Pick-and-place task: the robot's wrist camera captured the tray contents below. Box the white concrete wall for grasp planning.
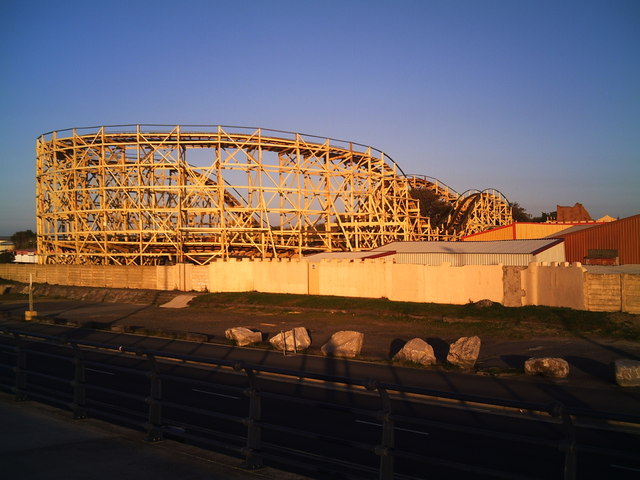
[0,260,636,312]
[521,262,586,310]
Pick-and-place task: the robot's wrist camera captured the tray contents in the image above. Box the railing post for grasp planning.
[549,402,577,480]
[366,379,395,480]
[12,333,28,401]
[70,344,86,419]
[235,361,263,470]
[145,353,163,442]
[555,403,577,480]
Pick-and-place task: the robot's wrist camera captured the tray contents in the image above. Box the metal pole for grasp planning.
[71,344,86,419]
[13,333,27,401]
[366,379,395,480]
[293,328,297,354]
[557,404,577,480]
[235,362,263,470]
[145,353,163,441]
[25,274,38,320]
[28,274,34,312]
[282,330,286,357]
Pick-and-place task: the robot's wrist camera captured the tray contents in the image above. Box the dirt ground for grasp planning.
[141,302,640,376]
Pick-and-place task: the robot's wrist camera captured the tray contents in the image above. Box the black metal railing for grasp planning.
[0,326,638,480]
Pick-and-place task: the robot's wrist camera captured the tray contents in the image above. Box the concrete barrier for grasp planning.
[1,261,637,312]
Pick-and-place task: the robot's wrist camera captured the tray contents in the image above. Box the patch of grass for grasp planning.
[192,292,468,316]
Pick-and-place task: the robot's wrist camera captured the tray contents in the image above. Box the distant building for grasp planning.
[461,214,639,265]
[307,239,565,267]
[555,202,592,222]
[0,238,14,252]
[461,222,604,241]
[13,249,37,264]
[552,214,640,265]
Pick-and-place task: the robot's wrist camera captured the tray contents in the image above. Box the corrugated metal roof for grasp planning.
[371,239,563,255]
[461,224,514,241]
[545,224,598,237]
[394,252,535,266]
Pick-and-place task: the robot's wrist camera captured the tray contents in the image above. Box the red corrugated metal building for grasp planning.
[553,214,640,265]
[461,222,605,241]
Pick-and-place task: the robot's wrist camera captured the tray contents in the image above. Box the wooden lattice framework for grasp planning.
[36,125,437,265]
[446,188,512,236]
[406,175,512,239]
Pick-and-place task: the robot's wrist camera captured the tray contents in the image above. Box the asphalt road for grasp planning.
[1,323,639,479]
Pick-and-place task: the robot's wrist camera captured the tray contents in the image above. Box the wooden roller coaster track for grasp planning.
[406,175,512,239]
[36,125,511,265]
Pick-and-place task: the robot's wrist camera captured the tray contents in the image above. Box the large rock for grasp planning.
[393,338,436,366]
[321,331,364,358]
[472,299,496,308]
[614,359,640,387]
[447,336,481,369]
[225,327,262,347]
[524,357,570,379]
[269,327,311,352]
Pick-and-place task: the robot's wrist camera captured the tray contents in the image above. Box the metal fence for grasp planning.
[1,326,638,480]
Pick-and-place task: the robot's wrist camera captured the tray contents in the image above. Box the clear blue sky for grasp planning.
[1,0,638,235]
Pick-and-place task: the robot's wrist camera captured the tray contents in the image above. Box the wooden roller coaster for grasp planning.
[36,125,512,265]
[406,175,512,238]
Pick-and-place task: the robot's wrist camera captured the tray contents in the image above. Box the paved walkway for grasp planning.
[1,298,640,479]
[160,293,200,308]
[3,289,639,478]
[0,393,308,480]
